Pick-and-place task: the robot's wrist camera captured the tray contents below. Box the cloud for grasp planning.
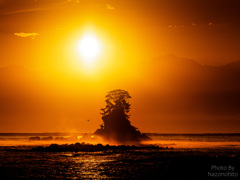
[168,25,184,28]
[208,22,213,26]
[106,4,115,10]
[14,32,40,39]
[191,23,196,26]
[1,0,68,15]
[4,7,50,15]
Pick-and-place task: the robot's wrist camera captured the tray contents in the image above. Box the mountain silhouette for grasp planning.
[221,59,240,70]
[138,55,240,119]
[145,54,240,91]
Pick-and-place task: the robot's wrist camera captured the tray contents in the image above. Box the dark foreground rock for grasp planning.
[31,142,166,152]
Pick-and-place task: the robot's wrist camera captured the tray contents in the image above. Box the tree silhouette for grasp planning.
[95,89,150,144]
[100,89,131,118]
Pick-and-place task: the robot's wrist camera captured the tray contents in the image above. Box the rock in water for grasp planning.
[94,89,151,144]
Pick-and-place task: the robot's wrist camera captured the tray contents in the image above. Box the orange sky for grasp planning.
[1,0,240,133]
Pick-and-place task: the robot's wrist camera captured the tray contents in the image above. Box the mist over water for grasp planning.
[144,134,240,149]
[1,133,240,149]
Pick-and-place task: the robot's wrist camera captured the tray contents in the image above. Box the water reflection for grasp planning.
[59,152,117,179]
[0,149,240,179]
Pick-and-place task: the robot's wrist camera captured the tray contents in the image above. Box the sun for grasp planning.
[77,33,101,65]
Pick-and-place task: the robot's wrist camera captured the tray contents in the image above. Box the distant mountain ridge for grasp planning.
[1,55,240,74]
[221,59,240,70]
[152,54,240,69]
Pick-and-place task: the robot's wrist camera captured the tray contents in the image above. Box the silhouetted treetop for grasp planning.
[100,89,131,118]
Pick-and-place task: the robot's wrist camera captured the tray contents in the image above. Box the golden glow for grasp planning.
[3,0,240,135]
[63,26,117,77]
[77,33,101,66]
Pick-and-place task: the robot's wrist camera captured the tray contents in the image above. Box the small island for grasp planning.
[94,89,150,144]
[30,89,153,152]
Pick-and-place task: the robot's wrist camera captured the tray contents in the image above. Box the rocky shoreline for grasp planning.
[31,142,170,152]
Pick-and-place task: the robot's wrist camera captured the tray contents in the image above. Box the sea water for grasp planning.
[0,133,239,179]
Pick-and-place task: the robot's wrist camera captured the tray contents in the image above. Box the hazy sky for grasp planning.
[1,0,240,133]
[1,0,240,65]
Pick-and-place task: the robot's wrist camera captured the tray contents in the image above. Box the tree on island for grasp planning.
[94,89,150,143]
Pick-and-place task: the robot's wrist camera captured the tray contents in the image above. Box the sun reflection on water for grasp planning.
[62,152,116,179]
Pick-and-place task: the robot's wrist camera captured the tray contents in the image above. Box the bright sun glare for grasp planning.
[77,33,101,66]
